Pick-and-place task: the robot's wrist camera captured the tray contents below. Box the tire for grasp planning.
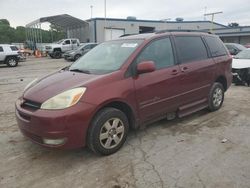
[53,51,62,59]
[49,54,54,58]
[208,82,224,112]
[74,54,81,61]
[87,107,129,155]
[6,57,18,67]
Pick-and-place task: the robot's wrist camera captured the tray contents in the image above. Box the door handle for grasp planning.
[181,66,188,72]
[171,69,179,75]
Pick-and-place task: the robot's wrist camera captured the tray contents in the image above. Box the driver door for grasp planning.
[0,46,4,61]
[133,37,182,122]
[62,40,71,51]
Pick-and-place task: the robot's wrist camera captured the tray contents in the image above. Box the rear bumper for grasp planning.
[15,99,96,149]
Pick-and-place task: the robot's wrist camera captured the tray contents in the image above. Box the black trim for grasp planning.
[94,20,97,43]
[22,100,41,110]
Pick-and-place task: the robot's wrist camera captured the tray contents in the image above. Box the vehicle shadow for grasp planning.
[24,108,211,160]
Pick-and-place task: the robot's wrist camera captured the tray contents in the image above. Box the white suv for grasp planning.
[0,44,20,67]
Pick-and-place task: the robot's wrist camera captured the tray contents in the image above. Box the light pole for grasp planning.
[90,5,93,19]
[203,6,207,21]
[104,0,107,27]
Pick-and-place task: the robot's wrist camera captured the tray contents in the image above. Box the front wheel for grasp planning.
[87,108,129,155]
[6,57,18,67]
[208,82,224,111]
[74,54,81,61]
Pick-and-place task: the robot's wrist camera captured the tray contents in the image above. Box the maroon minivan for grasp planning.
[16,32,232,155]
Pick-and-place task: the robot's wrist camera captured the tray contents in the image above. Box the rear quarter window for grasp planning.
[175,36,208,63]
[204,36,227,57]
[0,46,3,52]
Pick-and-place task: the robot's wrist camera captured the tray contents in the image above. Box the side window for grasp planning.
[0,46,3,52]
[71,39,77,44]
[91,44,97,48]
[136,38,175,69]
[84,45,91,50]
[175,36,208,63]
[10,46,18,51]
[64,40,71,45]
[204,36,227,57]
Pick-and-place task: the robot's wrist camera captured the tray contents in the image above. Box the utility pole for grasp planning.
[204,11,223,32]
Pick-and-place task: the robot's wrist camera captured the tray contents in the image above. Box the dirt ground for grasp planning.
[0,57,250,188]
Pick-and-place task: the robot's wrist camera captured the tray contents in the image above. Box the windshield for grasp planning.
[235,49,250,59]
[56,39,64,44]
[69,40,143,74]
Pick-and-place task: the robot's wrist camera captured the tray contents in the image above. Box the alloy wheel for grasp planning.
[99,118,125,149]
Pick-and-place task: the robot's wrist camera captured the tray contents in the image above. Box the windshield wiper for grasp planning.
[69,68,91,74]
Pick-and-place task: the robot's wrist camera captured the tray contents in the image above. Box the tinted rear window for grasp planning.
[0,46,3,52]
[10,46,18,51]
[204,36,227,57]
[175,36,208,63]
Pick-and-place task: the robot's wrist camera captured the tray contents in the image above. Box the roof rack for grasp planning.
[155,29,212,34]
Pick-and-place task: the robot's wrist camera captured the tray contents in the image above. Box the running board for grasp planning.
[178,98,208,118]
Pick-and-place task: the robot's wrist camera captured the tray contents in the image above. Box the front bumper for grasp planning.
[15,99,96,149]
[64,54,74,61]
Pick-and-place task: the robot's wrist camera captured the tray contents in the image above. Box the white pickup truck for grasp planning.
[45,38,80,59]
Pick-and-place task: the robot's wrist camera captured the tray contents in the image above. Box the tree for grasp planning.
[228,22,239,27]
[0,19,10,26]
[0,19,66,44]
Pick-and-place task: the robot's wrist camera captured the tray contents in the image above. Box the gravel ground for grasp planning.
[0,57,250,188]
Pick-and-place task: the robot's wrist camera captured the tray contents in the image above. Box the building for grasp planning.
[213,26,250,44]
[87,17,228,43]
[26,14,250,46]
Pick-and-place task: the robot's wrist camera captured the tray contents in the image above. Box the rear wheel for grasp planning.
[6,57,18,67]
[87,107,129,155]
[208,82,224,111]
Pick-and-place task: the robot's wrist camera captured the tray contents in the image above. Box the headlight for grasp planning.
[24,78,38,92]
[41,87,86,110]
[69,52,75,55]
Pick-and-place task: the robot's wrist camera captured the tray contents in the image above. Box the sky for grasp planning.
[0,0,250,28]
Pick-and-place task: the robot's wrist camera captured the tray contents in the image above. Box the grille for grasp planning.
[21,100,41,110]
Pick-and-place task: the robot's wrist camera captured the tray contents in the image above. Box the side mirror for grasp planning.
[137,61,156,74]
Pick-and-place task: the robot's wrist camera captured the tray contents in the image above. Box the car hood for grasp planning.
[232,58,250,69]
[23,70,103,103]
